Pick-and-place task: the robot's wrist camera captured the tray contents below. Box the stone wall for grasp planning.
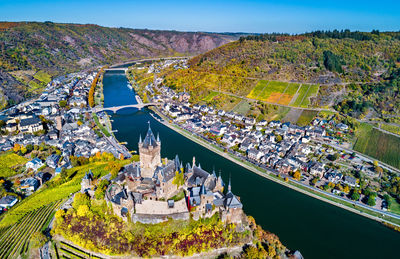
[132,212,190,224]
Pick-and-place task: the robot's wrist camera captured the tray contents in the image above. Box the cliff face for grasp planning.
[0,22,238,105]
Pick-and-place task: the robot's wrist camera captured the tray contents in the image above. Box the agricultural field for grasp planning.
[33,71,52,84]
[277,83,300,105]
[0,152,27,178]
[354,123,400,169]
[296,110,319,126]
[292,84,310,106]
[269,106,291,121]
[202,91,219,103]
[300,84,319,107]
[231,100,251,115]
[0,200,62,258]
[247,80,288,103]
[262,81,288,103]
[247,80,268,99]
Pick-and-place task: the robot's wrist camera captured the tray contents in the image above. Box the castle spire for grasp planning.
[157,132,160,142]
[139,134,142,144]
[228,174,231,192]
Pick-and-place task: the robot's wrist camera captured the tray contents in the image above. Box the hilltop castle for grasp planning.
[102,124,244,224]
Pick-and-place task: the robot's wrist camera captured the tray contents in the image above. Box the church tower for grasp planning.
[138,124,161,178]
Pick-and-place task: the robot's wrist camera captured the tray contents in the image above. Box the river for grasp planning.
[103,70,399,259]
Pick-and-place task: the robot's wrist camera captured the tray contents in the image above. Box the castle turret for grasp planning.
[139,123,161,178]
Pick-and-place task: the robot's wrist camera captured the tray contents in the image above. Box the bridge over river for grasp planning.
[94,102,162,113]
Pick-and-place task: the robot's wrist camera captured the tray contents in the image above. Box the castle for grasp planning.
[101,124,244,224]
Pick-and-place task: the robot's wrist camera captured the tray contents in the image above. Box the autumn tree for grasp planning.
[172,170,185,186]
[107,161,122,178]
[293,171,301,180]
[13,143,21,153]
[73,193,90,209]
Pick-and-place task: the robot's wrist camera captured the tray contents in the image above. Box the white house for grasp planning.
[26,158,44,171]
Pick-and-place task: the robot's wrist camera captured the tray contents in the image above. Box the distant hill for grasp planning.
[187,31,400,84]
[0,21,239,106]
[162,30,400,115]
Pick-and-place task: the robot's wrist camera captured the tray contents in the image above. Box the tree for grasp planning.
[77,204,91,217]
[367,195,376,206]
[343,185,350,193]
[0,120,5,128]
[311,178,318,185]
[59,100,67,108]
[373,160,379,167]
[375,166,383,175]
[30,231,47,248]
[293,171,301,181]
[13,143,21,153]
[351,191,360,201]
[172,171,185,186]
[94,179,110,200]
[275,135,282,142]
[73,193,90,209]
[107,161,122,178]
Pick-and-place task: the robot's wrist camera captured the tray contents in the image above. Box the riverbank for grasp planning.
[149,107,400,228]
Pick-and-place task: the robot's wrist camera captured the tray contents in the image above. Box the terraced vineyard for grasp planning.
[0,200,62,258]
[57,241,103,259]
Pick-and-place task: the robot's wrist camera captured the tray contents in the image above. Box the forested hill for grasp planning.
[0,22,238,105]
[188,30,400,84]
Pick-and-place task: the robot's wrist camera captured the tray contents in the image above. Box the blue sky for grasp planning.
[0,0,399,33]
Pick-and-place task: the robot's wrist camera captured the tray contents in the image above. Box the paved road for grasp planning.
[40,242,50,259]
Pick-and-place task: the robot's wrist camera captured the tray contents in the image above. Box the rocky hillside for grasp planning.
[0,22,238,105]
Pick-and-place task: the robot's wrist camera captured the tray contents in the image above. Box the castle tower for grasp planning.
[138,123,161,178]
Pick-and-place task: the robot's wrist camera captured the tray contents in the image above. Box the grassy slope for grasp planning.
[0,152,27,178]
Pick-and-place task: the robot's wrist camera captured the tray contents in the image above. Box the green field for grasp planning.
[296,110,319,126]
[354,123,400,169]
[33,71,52,84]
[0,152,28,178]
[247,80,268,99]
[292,84,310,106]
[202,91,219,102]
[300,84,319,107]
[231,100,251,115]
